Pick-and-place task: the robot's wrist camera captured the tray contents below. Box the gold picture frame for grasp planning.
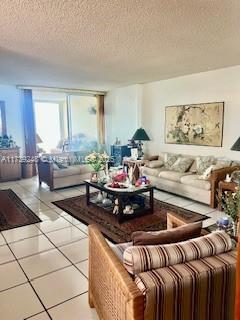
[165,102,224,147]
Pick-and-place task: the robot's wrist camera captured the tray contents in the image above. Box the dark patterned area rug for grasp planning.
[0,189,41,231]
[53,193,207,243]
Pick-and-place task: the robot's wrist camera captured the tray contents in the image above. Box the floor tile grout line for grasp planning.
[46,290,89,312]
[33,223,90,280]
[0,232,53,320]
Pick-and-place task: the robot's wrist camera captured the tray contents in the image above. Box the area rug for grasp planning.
[0,189,41,231]
[53,193,207,243]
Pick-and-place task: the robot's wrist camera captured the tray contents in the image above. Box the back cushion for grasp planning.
[171,157,193,173]
[123,231,232,275]
[132,221,202,246]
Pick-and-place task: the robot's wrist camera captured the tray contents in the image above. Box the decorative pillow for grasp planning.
[147,160,164,168]
[216,158,232,167]
[123,231,232,275]
[171,157,193,173]
[131,221,202,246]
[164,153,178,169]
[199,163,229,180]
[196,156,215,175]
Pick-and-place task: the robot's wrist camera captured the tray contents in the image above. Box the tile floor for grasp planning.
[0,177,222,319]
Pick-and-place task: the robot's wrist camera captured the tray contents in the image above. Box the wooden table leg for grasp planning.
[149,188,154,214]
[117,196,123,223]
[86,183,90,205]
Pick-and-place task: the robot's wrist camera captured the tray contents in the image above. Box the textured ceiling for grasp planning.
[0,0,240,90]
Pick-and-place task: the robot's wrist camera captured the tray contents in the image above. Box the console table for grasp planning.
[0,148,21,181]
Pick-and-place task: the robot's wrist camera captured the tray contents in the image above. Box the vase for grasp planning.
[90,171,99,183]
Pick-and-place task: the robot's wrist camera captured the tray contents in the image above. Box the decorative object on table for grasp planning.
[218,185,240,236]
[216,216,234,234]
[231,170,240,184]
[113,172,127,183]
[85,151,109,182]
[110,144,131,166]
[165,102,224,147]
[131,127,150,159]
[114,137,121,145]
[135,176,150,187]
[130,148,138,160]
[123,205,134,215]
[225,174,232,182]
[122,158,147,183]
[113,198,119,215]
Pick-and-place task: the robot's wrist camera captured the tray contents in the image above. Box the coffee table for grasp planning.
[85,180,154,223]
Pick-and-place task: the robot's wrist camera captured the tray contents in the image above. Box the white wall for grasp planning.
[141,65,240,160]
[0,85,25,152]
[105,65,240,161]
[105,84,142,149]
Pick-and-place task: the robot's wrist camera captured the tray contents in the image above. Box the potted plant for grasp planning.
[85,151,109,182]
[218,185,240,236]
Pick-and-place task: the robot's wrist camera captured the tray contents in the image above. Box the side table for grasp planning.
[122,158,146,183]
[218,181,238,210]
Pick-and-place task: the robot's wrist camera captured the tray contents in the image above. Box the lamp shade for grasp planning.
[132,128,150,141]
[231,137,240,151]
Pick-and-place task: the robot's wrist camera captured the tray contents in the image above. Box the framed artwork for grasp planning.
[165,102,224,147]
[0,101,7,136]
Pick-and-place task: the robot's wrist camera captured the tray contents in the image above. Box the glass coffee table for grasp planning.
[85,180,154,223]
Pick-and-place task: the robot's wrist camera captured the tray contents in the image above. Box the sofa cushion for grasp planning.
[142,166,165,177]
[73,164,93,174]
[146,160,164,168]
[123,231,232,275]
[159,170,191,182]
[111,242,132,262]
[171,157,194,173]
[131,221,202,246]
[53,165,81,178]
[180,174,211,190]
[196,156,215,174]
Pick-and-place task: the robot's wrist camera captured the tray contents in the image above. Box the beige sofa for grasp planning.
[141,152,239,208]
[38,152,93,190]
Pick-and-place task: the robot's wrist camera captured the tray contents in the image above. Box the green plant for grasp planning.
[218,185,240,222]
[85,151,109,172]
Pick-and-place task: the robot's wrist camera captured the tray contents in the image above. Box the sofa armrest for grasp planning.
[209,166,240,208]
[89,225,144,320]
[37,158,54,191]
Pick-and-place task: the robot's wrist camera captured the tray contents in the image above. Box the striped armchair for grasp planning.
[89,225,236,320]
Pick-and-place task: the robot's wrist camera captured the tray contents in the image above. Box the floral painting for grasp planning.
[165,102,224,147]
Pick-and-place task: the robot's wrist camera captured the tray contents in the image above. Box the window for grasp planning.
[33,91,98,154]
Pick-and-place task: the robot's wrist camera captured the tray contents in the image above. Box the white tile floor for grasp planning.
[0,177,222,319]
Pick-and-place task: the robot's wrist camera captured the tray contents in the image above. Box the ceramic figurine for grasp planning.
[113,198,119,214]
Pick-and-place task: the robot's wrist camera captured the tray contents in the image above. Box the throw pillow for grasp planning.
[147,160,164,168]
[52,163,60,170]
[131,221,202,246]
[164,153,178,169]
[189,160,197,173]
[124,231,232,275]
[171,157,193,173]
[196,156,215,175]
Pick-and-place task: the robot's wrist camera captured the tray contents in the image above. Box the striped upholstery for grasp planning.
[123,231,232,275]
[111,241,132,261]
[135,250,236,320]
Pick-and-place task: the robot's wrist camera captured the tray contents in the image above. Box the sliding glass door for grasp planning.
[33,91,98,154]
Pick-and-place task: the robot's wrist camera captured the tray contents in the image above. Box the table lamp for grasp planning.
[231,137,240,151]
[131,128,150,159]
